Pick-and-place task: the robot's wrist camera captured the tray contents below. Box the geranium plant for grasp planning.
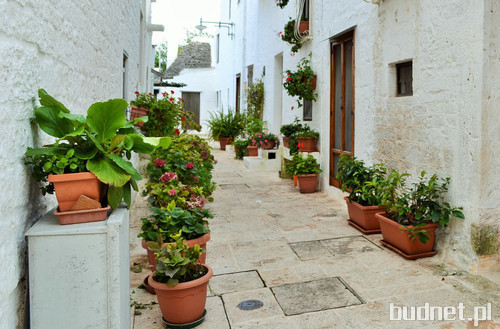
[281,19,303,53]
[284,54,318,107]
[249,133,279,149]
[130,91,156,109]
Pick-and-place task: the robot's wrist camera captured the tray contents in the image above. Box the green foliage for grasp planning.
[138,202,211,243]
[245,78,264,120]
[281,19,303,53]
[248,133,279,149]
[336,154,387,206]
[283,54,317,107]
[130,92,156,109]
[295,128,319,139]
[148,231,207,287]
[275,0,289,8]
[288,154,322,175]
[244,117,266,137]
[377,170,465,243]
[206,109,245,140]
[280,117,303,137]
[25,89,170,209]
[155,41,168,73]
[232,139,249,160]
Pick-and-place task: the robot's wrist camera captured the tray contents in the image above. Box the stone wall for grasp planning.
[0,1,150,327]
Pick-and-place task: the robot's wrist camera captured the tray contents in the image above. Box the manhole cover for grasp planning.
[237,299,263,310]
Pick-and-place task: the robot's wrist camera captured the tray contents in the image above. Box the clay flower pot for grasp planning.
[218,137,232,150]
[293,175,298,187]
[247,145,258,156]
[130,105,149,127]
[149,265,213,325]
[48,172,105,212]
[142,232,211,272]
[375,212,439,258]
[297,137,318,152]
[299,21,309,34]
[282,137,290,148]
[54,206,111,225]
[344,197,385,234]
[297,174,319,193]
[262,140,277,150]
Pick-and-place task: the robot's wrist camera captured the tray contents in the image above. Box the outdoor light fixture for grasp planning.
[196,18,235,39]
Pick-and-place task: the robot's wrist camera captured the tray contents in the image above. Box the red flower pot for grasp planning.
[247,145,258,156]
[262,140,277,150]
[299,21,309,34]
[297,137,318,152]
[297,174,319,193]
[282,137,290,148]
[293,175,298,187]
[219,137,232,150]
[149,265,213,325]
[344,197,385,234]
[375,212,438,257]
[130,105,149,127]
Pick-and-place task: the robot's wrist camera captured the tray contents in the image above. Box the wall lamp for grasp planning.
[196,18,235,39]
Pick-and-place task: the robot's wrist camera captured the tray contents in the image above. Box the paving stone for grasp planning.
[271,277,363,316]
[258,267,300,287]
[222,288,284,325]
[210,270,265,295]
[289,240,333,260]
[321,236,382,256]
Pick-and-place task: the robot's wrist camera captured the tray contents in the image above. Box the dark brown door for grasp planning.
[182,92,200,127]
[330,31,354,187]
[235,74,241,113]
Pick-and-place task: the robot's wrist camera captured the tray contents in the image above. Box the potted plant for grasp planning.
[130,91,156,126]
[250,133,279,150]
[280,19,309,53]
[285,154,301,186]
[138,202,212,271]
[284,55,317,108]
[290,154,322,193]
[206,110,245,150]
[280,117,303,148]
[295,127,319,152]
[147,232,213,326]
[374,170,465,259]
[25,89,170,224]
[336,154,387,234]
[275,0,289,8]
[232,139,249,159]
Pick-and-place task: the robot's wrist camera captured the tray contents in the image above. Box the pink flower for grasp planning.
[154,158,166,167]
[265,139,268,143]
[169,189,176,196]
[186,162,194,169]
[160,172,178,183]
[154,225,159,230]
[260,141,263,144]
[290,53,296,57]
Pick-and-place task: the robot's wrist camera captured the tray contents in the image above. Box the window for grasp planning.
[396,61,412,96]
[247,65,254,86]
[302,0,310,21]
[303,99,312,121]
[235,74,241,113]
[182,92,201,127]
[216,34,220,64]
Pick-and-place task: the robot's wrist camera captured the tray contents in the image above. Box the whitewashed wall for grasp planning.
[215,0,499,271]
[0,1,154,327]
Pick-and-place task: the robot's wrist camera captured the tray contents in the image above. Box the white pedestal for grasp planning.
[26,208,130,329]
[243,149,281,171]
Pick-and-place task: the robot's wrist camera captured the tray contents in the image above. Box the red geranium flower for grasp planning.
[181,116,186,121]
[169,97,175,102]
[174,129,180,135]
[286,77,292,81]
[181,98,185,102]
[171,90,175,94]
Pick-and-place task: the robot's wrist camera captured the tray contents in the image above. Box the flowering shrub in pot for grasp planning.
[336,154,387,233]
[284,54,318,107]
[295,128,319,152]
[280,117,303,148]
[249,133,279,149]
[130,91,155,126]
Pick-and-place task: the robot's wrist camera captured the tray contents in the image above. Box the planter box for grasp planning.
[247,145,258,156]
[130,105,149,127]
[297,137,318,152]
[375,212,438,259]
[344,197,384,234]
[26,208,130,328]
[219,137,232,150]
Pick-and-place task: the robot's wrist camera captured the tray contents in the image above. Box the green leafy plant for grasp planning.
[280,117,303,137]
[245,78,265,120]
[24,89,170,209]
[206,109,245,140]
[147,231,207,287]
[288,154,322,175]
[275,0,289,8]
[295,128,319,139]
[232,139,249,160]
[249,133,279,149]
[131,91,156,109]
[281,19,304,53]
[336,154,387,206]
[244,117,266,137]
[378,170,465,243]
[284,54,317,107]
[138,201,211,243]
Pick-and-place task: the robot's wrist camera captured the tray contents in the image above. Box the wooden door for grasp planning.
[330,31,354,187]
[182,92,201,127]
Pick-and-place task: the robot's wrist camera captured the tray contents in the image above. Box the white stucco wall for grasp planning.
[215,0,499,271]
[0,1,155,327]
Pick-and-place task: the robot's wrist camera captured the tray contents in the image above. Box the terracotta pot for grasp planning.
[149,265,212,325]
[282,137,290,148]
[48,172,105,212]
[142,232,210,272]
[219,137,232,150]
[54,206,110,225]
[261,140,277,150]
[247,145,258,156]
[130,105,149,127]
[293,175,298,187]
[297,137,318,152]
[375,212,438,255]
[297,174,319,193]
[302,74,317,90]
[344,197,385,233]
[299,21,309,34]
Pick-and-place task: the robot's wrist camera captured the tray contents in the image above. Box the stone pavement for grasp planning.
[130,148,499,329]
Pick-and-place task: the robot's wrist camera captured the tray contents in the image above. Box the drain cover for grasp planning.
[237,299,263,310]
